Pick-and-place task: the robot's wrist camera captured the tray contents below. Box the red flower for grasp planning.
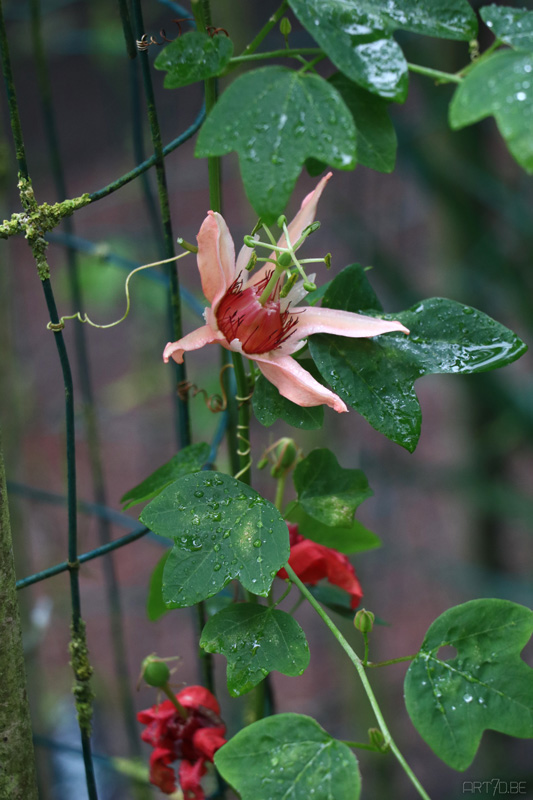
[138,685,226,798]
[278,523,363,609]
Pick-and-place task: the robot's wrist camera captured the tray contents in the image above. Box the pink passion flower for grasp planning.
[137,685,226,798]
[163,174,409,412]
[278,523,363,609]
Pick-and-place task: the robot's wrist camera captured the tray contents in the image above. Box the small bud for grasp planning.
[354,608,375,633]
[303,281,317,292]
[302,221,321,236]
[324,253,332,269]
[368,728,389,752]
[280,273,298,298]
[257,457,269,470]
[276,214,287,228]
[245,251,257,271]
[271,437,299,479]
[277,251,292,268]
[142,656,171,687]
[280,17,292,37]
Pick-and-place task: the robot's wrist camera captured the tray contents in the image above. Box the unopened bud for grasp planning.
[270,437,299,479]
[142,656,171,687]
[354,608,375,633]
[368,728,389,752]
[324,253,332,269]
[280,17,292,37]
[277,251,292,268]
[303,281,317,292]
[257,457,269,470]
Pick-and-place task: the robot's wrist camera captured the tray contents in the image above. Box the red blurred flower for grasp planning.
[278,523,363,609]
[138,685,226,798]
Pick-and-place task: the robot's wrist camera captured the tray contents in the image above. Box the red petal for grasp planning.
[177,686,221,716]
[178,759,207,800]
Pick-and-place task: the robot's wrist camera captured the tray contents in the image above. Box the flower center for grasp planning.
[216,278,298,355]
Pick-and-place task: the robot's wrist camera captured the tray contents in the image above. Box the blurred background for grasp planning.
[0,0,532,798]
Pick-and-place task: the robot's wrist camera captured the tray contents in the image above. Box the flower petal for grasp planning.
[177,686,222,717]
[163,325,224,365]
[254,353,347,412]
[178,759,206,800]
[197,211,237,310]
[290,306,410,339]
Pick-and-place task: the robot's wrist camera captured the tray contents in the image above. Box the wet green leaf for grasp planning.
[322,263,383,313]
[121,442,210,510]
[289,0,477,101]
[195,67,356,224]
[146,552,177,621]
[215,713,361,800]
[293,449,372,527]
[405,599,533,770]
[140,472,289,607]
[480,5,533,50]
[285,501,381,554]
[154,31,233,88]
[200,604,309,696]
[252,365,324,430]
[310,277,527,451]
[450,50,533,173]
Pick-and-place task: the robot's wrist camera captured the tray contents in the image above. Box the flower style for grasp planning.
[278,523,363,609]
[138,685,226,798]
[164,174,409,412]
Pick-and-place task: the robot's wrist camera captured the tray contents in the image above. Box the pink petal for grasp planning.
[290,306,410,340]
[254,353,347,412]
[246,174,331,290]
[163,325,224,364]
[197,211,237,310]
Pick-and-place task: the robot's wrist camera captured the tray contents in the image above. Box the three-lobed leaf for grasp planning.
[120,442,211,510]
[293,448,373,527]
[215,713,361,800]
[480,5,533,50]
[405,599,533,770]
[285,500,381,554]
[309,265,527,451]
[140,472,289,606]
[195,66,356,224]
[289,0,477,102]
[450,49,533,173]
[154,31,233,88]
[200,604,309,696]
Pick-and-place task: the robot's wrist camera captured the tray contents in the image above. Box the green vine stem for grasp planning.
[241,0,288,57]
[0,2,99,795]
[0,429,39,800]
[284,564,431,800]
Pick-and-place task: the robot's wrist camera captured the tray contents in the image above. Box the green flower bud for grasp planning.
[142,657,171,687]
[354,608,375,633]
[368,728,389,752]
[280,17,292,37]
[270,437,299,479]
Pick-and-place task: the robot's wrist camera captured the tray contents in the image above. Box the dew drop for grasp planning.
[194,490,204,498]
[213,563,222,572]
[253,539,262,548]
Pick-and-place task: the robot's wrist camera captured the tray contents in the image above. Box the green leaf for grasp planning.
[322,263,383,313]
[154,31,233,88]
[310,289,527,451]
[288,0,477,101]
[449,50,533,173]
[405,599,533,770]
[285,500,381,554]
[293,449,372,527]
[140,472,290,607]
[146,552,178,621]
[200,604,309,696]
[480,5,533,50]
[215,713,361,800]
[195,67,356,224]
[120,442,211,510]
[252,364,324,430]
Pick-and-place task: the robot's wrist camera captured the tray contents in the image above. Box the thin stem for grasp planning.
[131,0,191,448]
[231,352,252,484]
[229,47,322,66]
[362,632,370,667]
[273,580,292,608]
[459,39,501,77]
[407,62,462,84]
[366,654,417,668]
[161,684,188,717]
[298,53,326,75]
[284,564,431,800]
[274,474,287,514]
[241,0,288,57]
